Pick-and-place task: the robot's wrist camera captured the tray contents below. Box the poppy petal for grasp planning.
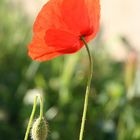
[33,0,68,33]
[60,0,91,36]
[28,0,100,61]
[85,0,100,38]
[45,29,83,53]
[28,34,63,61]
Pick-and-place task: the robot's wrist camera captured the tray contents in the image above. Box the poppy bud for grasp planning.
[31,117,48,140]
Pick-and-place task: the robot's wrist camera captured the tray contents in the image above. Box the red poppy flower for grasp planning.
[28,0,100,61]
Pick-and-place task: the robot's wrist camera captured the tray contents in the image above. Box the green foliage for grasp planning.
[0,1,140,140]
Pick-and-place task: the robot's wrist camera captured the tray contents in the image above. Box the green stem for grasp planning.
[24,95,44,140]
[24,96,38,140]
[79,36,93,140]
[39,95,43,119]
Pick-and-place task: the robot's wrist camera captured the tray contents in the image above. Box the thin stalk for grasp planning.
[79,36,93,140]
[39,95,43,119]
[24,96,38,140]
[24,94,44,140]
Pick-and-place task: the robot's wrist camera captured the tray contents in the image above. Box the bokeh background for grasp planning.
[0,0,140,140]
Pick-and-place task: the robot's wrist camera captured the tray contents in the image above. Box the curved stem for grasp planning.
[39,95,43,119]
[24,94,44,140]
[24,96,38,140]
[79,36,93,140]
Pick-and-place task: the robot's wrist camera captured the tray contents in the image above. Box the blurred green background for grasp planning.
[0,0,140,140]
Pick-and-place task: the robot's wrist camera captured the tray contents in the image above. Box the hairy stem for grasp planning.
[24,94,44,140]
[24,96,38,140]
[39,95,43,119]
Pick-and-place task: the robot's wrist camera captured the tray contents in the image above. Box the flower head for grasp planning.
[28,0,100,61]
[31,118,48,140]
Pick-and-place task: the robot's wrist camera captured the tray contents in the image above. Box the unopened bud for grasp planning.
[31,117,48,140]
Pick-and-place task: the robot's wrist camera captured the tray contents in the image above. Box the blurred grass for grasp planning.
[0,0,140,140]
